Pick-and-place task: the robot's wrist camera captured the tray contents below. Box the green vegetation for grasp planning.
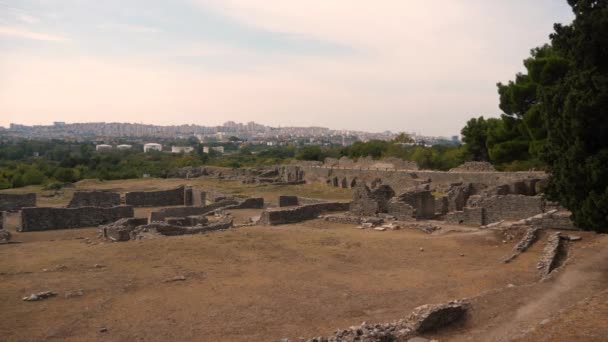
[460,0,608,231]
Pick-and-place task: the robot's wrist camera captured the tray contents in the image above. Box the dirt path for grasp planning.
[444,234,608,341]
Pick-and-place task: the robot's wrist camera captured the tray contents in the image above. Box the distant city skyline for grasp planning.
[0,1,574,136]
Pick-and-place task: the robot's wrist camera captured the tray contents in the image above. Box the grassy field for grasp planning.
[0,177,353,208]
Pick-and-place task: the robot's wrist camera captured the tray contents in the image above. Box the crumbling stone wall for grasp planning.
[394,189,436,219]
[445,207,485,226]
[0,211,5,230]
[125,186,185,207]
[149,200,238,222]
[279,195,299,207]
[190,188,207,206]
[306,166,545,193]
[447,183,472,211]
[0,193,36,211]
[259,202,350,225]
[449,161,496,172]
[20,206,134,232]
[68,191,121,208]
[100,217,149,241]
[349,184,395,216]
[471,195,545,224]
[222,197,264,210]
[387,199,415,220]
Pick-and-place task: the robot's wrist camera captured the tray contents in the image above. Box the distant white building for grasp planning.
[96,144,113,152]
[171,146,194,154]
[202,146,224,154]
[143,143,162,152]
[116,144,132,150]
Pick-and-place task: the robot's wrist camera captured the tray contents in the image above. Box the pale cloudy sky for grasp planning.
[0,0,573,136]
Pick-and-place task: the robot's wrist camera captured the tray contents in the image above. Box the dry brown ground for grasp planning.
[1,179,607,341]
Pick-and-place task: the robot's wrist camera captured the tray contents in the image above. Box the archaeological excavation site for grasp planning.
[1,158,607,342]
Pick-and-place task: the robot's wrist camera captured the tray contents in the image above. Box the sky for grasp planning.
[0,1,574,136]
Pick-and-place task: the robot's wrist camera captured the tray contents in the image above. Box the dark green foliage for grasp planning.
[540,0,608,232]
[460,117,490,161]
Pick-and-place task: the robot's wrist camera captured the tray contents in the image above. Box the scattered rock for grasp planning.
[164,275,187,283]
[565,235,581,242]
[94,264,105,269]
[0,229,11,244]
[65,289,84,298]
[419,248,424,252]
[407,300,469,333]
[23,291,57,302]
[291,299,468,342]
[374,227,386,231]
[99,327,108,333]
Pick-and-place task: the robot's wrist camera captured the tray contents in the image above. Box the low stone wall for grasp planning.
[303,166,546,193]
[445,207,485,226]
[20,206,134,232]
[0,193,36,211]
[279,195,299,207]
[260,202,350,225]
[100,217,149,241]
[68,191,121,208]
[473,195,545,224]
[125,186,185,207]
[0,211,5,230]
[149,200,238,222]
[222,197,264,210]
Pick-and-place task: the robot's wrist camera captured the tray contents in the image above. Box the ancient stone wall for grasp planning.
[0,193,36,211]
[445,207,485,226]
[0,211,5,230]
[304,166,546,193]
[386,199,415,220]
[395,190,436,219]
[125,186,185,207]
[449,161,496,172]
[259,202,350,225]
[472,195,545,224]
[68,191,121,208]
[190,188,207,206]
[20,206,134,232]
[149,200,238,222]
[222,197,264,210]
[279,195,299,207]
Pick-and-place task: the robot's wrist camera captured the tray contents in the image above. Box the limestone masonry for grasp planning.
[125,186,186,207]
[20,206,134,232]
[0,193,36,211]
[68,191,121,208]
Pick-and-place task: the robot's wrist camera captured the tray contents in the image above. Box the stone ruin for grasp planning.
[0,211,10,244]
[100,216,233,242]
[349,183,395,216]
[324,156,420,170]
[285,299,469,342]
[19,206,134,232]
[125,186,187,207]
[0,193,36,211]
[100,196,264,241]
[348,183,435,222]
[170,165,306,186]
[259,202,351,226]
[449,161,496,172]
[68,191,121,208]
[279,195,299,207]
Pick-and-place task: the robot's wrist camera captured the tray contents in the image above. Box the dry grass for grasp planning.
[1,178,606,341]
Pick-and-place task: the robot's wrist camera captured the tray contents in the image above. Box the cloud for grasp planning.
[97,23,162,34]
[16,14,39,24]
[0,26,69,42]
